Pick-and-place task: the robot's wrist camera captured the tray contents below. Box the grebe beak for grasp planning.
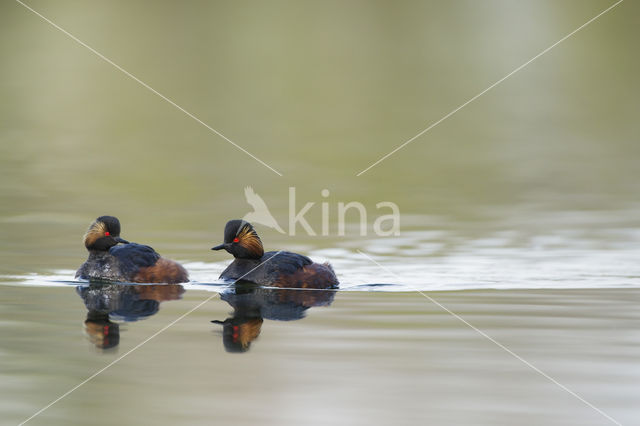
[115,237,129,244]
[211,243,226,251]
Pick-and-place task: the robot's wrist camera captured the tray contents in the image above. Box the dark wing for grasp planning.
[109,243,160,275]
[262,251,312,276]
[220,251,312,284]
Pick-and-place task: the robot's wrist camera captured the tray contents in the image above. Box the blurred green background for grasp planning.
[1,0,638,274]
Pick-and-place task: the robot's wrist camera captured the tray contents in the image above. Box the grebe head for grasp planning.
[211,219,264,259]
[83,215,129,251]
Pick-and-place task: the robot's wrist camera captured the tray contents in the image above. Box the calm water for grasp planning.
[2,0,640,425]
[1,285,639,426]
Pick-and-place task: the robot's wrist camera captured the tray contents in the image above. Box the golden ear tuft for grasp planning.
[236,224,264,257]
[83,220,107,248]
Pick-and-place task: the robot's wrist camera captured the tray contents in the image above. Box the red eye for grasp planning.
[105,232,110,236]
[233,238,239,243]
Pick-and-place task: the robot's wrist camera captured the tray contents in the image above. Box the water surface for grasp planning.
[1,284,639,426]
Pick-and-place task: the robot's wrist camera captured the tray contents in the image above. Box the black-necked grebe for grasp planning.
[211,219,339,288]
[75,216,188,284]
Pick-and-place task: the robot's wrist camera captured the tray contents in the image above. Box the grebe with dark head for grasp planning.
[211,220,339,288]
[76,216,188,284]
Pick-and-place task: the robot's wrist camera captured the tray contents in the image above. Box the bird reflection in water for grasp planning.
[77,283,184,350]
[212,280,336,353]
